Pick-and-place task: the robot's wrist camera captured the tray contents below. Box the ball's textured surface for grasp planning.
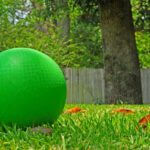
[0,48,66,127]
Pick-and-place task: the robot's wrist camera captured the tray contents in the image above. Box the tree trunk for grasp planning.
[57,13,70,42]
[100,0,143,104]
[55,0,70,42]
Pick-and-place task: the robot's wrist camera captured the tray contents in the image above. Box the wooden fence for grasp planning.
[64,68,150,104]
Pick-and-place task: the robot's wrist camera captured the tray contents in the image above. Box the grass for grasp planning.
[1,104,150,149]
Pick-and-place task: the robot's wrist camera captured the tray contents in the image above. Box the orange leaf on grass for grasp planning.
[64,107,86,114]
[112,108,134,115]
[138,114,150,128]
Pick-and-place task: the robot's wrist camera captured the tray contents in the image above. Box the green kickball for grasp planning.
[0,48,66,127]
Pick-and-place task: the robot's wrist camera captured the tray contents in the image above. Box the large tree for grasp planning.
[100,0,143,104]
[75,0,143,104]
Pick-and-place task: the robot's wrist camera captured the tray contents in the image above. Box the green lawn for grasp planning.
[1,104,150,149]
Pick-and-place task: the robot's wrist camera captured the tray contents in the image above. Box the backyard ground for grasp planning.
[0,104,150,150]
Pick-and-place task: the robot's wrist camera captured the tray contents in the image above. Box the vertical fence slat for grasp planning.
[70,68,73,103]
[79,68,84,103]
[147,70,150,103]
[101,69,105,103]
[83,68,86,103]
[141,69,149,103]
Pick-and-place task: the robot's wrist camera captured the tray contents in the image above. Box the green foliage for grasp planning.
[70,23,103,68]
[131,0,150,31]
[131,0,150,68]
[136,32,150,68]
[0,0,103,68]
[0,21,84,68]
[0,0,149,68]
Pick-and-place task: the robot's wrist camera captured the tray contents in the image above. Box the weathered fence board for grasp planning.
[64,68,105,104]
[141,69,150,104]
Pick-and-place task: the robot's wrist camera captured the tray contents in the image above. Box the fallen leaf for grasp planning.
[112,108,134,115]
[64,107,86,114]
[138,114,150,128]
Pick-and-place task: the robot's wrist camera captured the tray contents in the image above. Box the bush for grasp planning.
[136,32,150,68]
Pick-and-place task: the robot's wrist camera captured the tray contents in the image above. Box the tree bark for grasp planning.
[100,0,143,104]
[55,0,70,42]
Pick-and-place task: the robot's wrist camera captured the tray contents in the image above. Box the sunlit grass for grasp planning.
[0,104,150,149]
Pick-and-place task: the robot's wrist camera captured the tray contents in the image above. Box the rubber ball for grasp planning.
[0,48,66,127]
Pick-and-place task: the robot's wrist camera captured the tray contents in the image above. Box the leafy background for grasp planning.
[0,0,149,68]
